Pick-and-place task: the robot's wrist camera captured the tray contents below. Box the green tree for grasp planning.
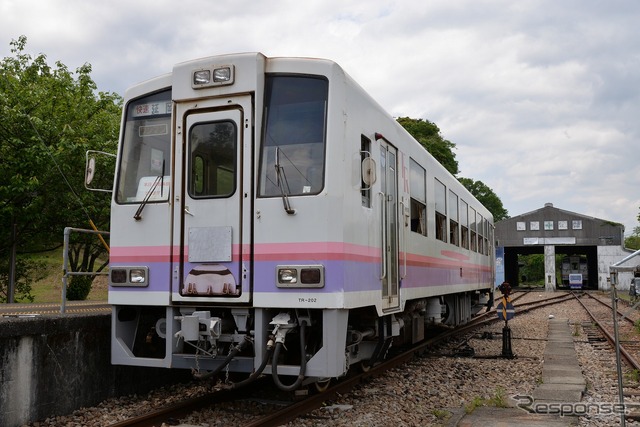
[0,36,121,302]
[397,116,509,222]
[518,254,545,284]
[397,117,459,175]
[457,177,509,221]
[626,226,640,250]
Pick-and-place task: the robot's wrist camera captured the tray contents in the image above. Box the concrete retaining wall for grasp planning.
[0,313,190,427]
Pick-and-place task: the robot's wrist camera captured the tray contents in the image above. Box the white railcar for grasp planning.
[109,53,495,390]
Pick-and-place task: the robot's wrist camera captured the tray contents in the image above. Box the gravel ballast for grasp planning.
[24,292,640,426]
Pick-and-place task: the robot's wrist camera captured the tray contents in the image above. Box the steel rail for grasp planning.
[572,293,640,371]
[466,292,574,329]
[583,292,638,326]
[107,381,264,427]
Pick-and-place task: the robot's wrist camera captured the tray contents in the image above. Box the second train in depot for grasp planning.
[107,53,495,390]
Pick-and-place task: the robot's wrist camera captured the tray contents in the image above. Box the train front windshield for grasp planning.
[116,90,172,204]
[259,76,328,197]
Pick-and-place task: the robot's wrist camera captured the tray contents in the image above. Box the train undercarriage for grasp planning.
[113,289,492,391]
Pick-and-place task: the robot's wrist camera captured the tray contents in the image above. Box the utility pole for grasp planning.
[610,272,626,427]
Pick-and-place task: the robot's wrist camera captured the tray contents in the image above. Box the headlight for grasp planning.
[111,269,127,284]
[278,268,298,284]
[277,265,324,288]
[193,69,211,85]
[110,267,149,287]
[192,65,234,88]
[213,67,232,82]
[301,268,322,284]
[129,268,146,284]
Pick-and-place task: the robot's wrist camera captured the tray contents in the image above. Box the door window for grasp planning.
[380,142,399,309]
[188,121,237,198]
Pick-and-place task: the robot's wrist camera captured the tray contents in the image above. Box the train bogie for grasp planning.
[107,53,494,390]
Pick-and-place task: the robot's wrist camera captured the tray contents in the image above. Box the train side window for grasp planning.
[477,213,485,254]
[449,190,459,246]
[460,199,469,249]
[409,159,427,235]
[470,206,477,252]
[361,136,372,208]
[434,178,447,242]
[483,218,490,256]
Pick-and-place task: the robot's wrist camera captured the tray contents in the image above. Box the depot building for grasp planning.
[495,203,640,291]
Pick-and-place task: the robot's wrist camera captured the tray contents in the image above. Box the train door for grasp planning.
[380,141,400,311]
[172,97,252,304]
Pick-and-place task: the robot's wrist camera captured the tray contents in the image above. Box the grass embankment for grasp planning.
[25,248,108,303]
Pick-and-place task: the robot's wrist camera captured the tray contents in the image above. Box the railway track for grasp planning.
[108,291,575,427]
[571,291,640,422]
[0,301,110,316]
[464,290,574,331]
[572,292,640,370]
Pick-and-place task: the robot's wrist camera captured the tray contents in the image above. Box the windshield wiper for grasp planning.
[275,148,296,215]
[133,160,165,221]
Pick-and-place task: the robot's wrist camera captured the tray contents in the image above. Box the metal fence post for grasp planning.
[61,227,110,314]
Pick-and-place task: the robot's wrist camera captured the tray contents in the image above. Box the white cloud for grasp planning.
[1,0,639,233]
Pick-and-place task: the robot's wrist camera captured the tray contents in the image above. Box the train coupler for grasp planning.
[270,312,297,344]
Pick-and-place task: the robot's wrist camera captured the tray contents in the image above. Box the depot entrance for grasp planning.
[494,203,625,291]
[504,245,598,290]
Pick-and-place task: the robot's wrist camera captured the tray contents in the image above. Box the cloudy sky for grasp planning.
[2,0,639,235]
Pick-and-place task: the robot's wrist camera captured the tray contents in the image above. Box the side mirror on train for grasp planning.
[361,157,377,188]
[85,150,116,193]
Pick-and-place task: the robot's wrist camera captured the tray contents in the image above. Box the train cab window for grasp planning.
[409,159,426,235]
[434,179,447,242]
[460,200,469,249]
[449,190,459,246]
[361,136,372,208]
[188,121,237,198]
[259,75,328,197]
[470,206,477,252]
[116,89,172,204]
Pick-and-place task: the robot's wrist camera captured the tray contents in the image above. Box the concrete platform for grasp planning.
[452,318,585,426]
[454,407,579,426]
[532,318,586,404]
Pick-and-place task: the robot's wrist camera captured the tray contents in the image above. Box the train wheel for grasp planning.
[359,361,372,372]
[314,378,331,393]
